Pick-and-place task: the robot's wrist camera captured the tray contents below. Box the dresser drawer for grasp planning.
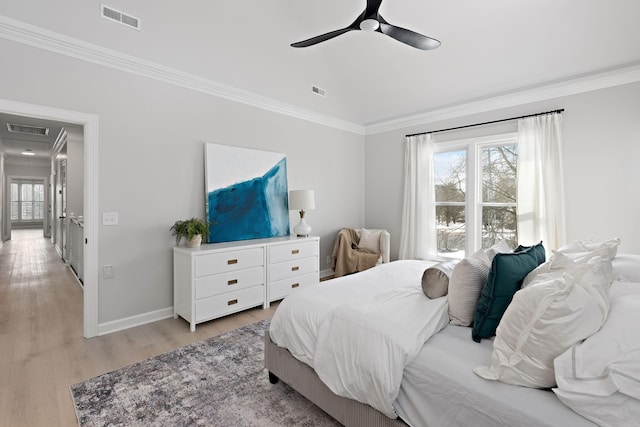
[269,240,318,264]
[195,285,264,322]
[194,247,263,277]
[269,256,317,282]
[269,272,318,302]
[195,266,264,299]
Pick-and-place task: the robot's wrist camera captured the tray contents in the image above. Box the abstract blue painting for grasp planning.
[205,144,289,243]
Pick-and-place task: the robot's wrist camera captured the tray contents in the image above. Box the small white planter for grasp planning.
[186,234,202,248]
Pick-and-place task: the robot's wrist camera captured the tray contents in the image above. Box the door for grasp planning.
[54,156,67,260]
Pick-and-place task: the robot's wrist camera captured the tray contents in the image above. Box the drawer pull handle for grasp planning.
[227,259,238,265]
[228,299,238,306]
[291,283,300,289]
[227,279,238,285]
[291,266,299,271]
[291,249,300,254]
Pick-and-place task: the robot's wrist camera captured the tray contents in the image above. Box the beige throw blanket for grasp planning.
[331,228,380,277]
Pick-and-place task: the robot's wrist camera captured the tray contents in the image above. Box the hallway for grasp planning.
[0,230,277,426]
[0,229,84,425]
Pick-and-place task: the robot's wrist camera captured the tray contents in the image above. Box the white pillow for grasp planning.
[485,239,512,262]
[554,281,640,399]
[522,247,612,288]
[357,229,382,252]
[553,388,640,427]
[557,237,620,261]
[612,254,640,282]
[521,251,573,288]
[474,257,612,388]
[447,249,490,326]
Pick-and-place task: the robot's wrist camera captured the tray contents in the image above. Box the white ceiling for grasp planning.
[1,0,639,127]
[0,112,82,165]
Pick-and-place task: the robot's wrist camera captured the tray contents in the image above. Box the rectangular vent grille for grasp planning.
[102,5,140,30]
[312,86,326,97]
[7,123,49,136]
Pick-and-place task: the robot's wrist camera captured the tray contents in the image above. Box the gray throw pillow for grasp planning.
[422,260,460,299]
[447,249,491,326]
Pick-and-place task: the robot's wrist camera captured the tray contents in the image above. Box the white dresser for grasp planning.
[173,235,319,331]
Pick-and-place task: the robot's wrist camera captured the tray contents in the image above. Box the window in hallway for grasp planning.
[11,179,45,224]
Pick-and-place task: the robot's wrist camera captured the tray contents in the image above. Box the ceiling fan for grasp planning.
[291,0,441,50]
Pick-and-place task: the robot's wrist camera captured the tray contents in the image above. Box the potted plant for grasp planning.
[170,217,210,247]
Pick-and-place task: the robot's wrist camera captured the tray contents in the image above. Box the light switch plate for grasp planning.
[102,212,119,226]
[103,265,113,279]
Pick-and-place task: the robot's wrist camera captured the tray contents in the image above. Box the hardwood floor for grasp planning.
[0,229,279,427]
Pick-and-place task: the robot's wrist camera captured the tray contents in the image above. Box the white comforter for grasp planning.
[269,260,449,418]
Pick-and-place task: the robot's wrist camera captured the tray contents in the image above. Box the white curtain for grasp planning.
[399,133,438,260]
[516,112,566,251]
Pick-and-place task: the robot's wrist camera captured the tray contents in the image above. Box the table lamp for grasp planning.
[289,190,315,237]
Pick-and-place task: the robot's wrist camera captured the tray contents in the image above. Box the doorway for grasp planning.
[0,98,99,338]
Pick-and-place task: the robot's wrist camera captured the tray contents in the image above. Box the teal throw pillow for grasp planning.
[472,242,545,342]
[515,242,546,264]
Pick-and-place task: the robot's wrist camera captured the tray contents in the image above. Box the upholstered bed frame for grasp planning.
[264,333,406,427]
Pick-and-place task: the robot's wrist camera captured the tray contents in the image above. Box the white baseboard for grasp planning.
[98,307,174,336]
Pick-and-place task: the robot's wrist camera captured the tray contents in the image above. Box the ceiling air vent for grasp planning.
[101,5,140,30]
[7,123,49,136]
[312,86,326,97]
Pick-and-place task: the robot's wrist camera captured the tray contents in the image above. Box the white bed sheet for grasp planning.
[269,259,438,367]
[395,325,597,427]
[314,287,449,418]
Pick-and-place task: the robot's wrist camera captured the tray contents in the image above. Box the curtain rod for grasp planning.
[405,109,565,138]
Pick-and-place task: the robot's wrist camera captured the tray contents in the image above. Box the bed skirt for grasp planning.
[264,333,407,427]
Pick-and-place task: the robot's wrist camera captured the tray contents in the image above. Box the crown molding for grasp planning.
[0,15,365,135]
[365,63,640,135]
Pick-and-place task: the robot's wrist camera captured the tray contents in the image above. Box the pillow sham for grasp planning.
[557,237,620,261]
[357,229,382,253]
[447,249,491,326]
[521,247,609,288]
[422,260,460,299]
[554,281,640,399]
[553,388,640,427]
[474,256,612,388]
[472,242,545,342]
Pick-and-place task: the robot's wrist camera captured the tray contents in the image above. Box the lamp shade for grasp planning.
[289,190,315,210]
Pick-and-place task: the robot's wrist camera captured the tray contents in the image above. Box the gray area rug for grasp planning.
[71,319,341,426]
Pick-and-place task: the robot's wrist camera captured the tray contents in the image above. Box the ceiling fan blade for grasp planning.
[364,0,384,17]
[291,28,354,48]
[379,21,441,50]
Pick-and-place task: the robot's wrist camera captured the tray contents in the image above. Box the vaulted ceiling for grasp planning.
[1,0,640,129]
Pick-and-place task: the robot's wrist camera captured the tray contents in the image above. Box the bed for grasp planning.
[265,250,640,427]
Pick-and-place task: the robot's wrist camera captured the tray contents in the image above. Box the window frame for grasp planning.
[433,132,518,259]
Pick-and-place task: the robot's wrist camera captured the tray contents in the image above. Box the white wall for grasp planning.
[0,154,3,242]
[66,135,84,217]
[364,82,640,259]
[0,37,365,325]
[5,160,50,178]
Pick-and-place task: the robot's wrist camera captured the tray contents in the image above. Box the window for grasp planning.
[11,180,45,223]
[434,133,518,259]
